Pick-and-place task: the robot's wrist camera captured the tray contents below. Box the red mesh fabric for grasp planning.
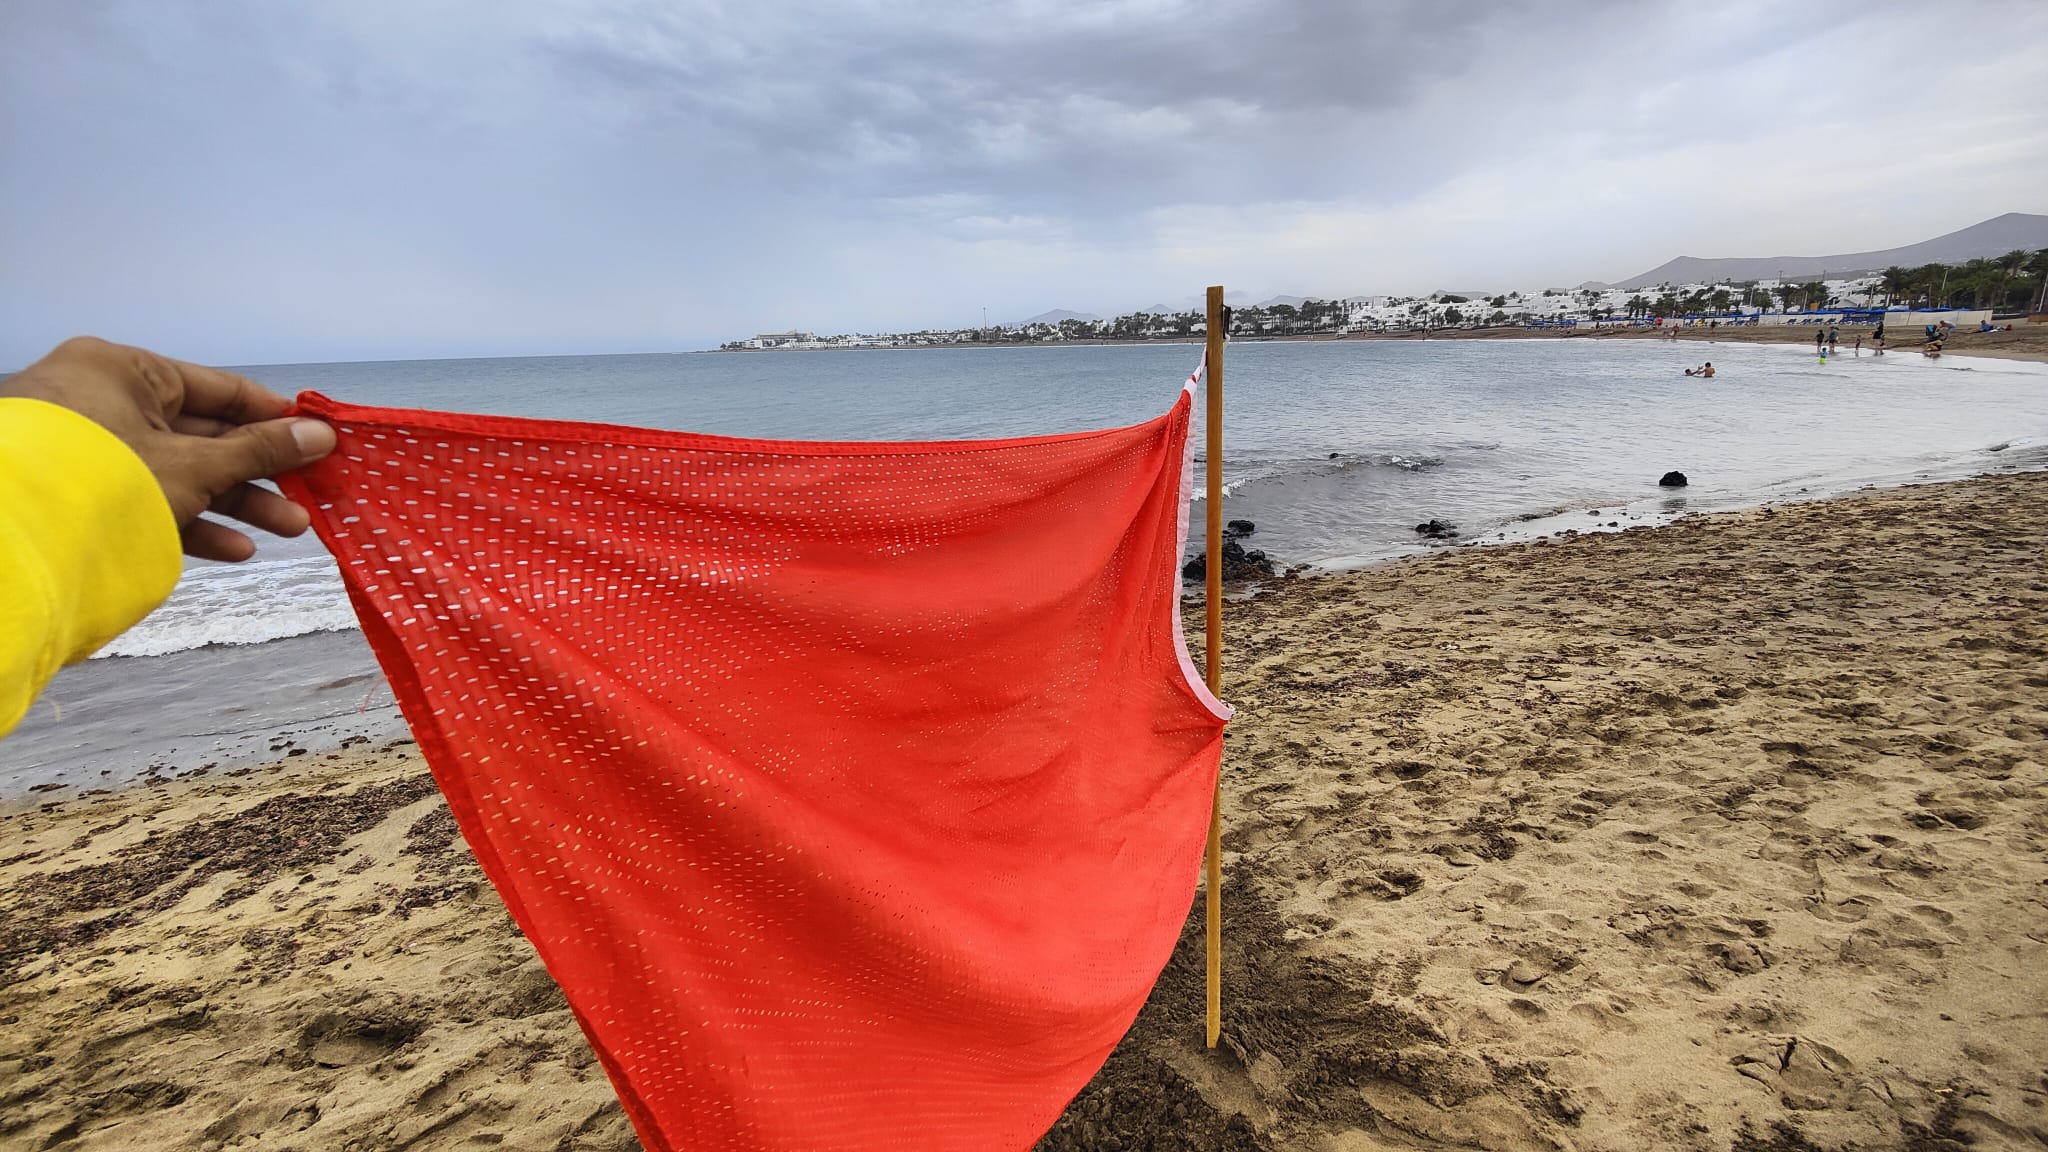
[280,382,1230,1152]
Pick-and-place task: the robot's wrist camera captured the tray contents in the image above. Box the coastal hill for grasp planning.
[1016,308,1102,326]
[1592,211,2048,290]
[738,212,2046,350]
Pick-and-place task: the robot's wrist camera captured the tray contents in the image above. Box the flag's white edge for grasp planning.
[1171,357,1234,723]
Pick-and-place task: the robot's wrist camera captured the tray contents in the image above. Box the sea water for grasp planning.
[6,339,2045,791]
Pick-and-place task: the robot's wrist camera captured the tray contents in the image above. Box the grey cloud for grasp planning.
[541,0,1586,215]
[2,0,2042,365]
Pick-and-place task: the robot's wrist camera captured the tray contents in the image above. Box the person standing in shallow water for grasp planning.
[1815,329,1826,354]
[1827,325,1840,354]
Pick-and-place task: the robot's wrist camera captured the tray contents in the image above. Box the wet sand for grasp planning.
[3,471,2045,1151]
[1572,323,2048,364]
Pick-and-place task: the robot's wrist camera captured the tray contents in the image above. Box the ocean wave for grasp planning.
[1192,445,1475,499]
[94,555,360,659]
[1330,451,1447,472]
[1189,476,1259,501]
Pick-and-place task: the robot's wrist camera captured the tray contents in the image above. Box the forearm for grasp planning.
[0,398,181,734]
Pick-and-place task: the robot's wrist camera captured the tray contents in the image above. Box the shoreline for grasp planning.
[8,436,2045,803]
[708,325,2048,364]
[3,470,2044,1149]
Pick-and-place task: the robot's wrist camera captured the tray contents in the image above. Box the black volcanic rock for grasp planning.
[1182,538,1275,581]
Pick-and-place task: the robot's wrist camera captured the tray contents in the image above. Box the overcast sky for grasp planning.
[4,0,2044,366]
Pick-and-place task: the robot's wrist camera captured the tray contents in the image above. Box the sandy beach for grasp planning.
[1270,322,2048,364]
[3,470,2044,1151]
[1456,323,2048,365]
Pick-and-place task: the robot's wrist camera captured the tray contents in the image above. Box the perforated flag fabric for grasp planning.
[280,375,1231,1152]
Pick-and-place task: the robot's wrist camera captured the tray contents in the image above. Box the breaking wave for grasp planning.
[94,555,359,659]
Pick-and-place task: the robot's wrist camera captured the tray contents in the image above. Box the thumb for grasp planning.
[197,417,338,490]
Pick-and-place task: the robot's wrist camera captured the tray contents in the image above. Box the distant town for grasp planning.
[719,249,2048,351]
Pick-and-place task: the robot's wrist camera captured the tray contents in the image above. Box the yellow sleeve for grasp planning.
[1,398,182,736]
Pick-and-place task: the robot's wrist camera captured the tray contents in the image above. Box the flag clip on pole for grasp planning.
[1203,284,1225,1051]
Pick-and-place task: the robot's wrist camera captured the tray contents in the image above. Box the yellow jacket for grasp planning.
[1,398,181,736]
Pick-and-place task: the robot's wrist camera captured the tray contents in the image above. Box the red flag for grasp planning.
[282,378,1228,1151]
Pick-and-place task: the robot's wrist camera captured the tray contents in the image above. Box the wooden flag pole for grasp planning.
[1203,284,1225,1050]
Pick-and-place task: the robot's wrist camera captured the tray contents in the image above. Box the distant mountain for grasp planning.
[1015,308,1101,326]
[1135,290,1259,315]
[1609,212,2048,289]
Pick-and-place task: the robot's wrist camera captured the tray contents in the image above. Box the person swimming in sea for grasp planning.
[1683,362,1716,378]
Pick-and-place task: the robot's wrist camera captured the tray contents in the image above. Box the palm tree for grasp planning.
[1709,288,1733,313]
[1626,294,1650,319]
[1994,250,2031,312]
[1949,258,1994,308]
[1879,266,1910,306]
[1910,263,1947,308]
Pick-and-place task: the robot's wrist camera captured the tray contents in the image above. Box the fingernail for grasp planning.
[291,418,337,459]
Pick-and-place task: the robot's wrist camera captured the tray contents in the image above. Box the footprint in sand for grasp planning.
[1565,1000,1638,1034]
[297,1007,424,1069]
[1718,939,1770,974]
[1732,1035,1858,1112]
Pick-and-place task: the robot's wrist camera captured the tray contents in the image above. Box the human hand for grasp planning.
[2,336,336,561]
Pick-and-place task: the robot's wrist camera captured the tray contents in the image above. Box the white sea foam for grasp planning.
[1188,477,1255,500]
[95,554,359,659]
[1191,447,1463,499]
